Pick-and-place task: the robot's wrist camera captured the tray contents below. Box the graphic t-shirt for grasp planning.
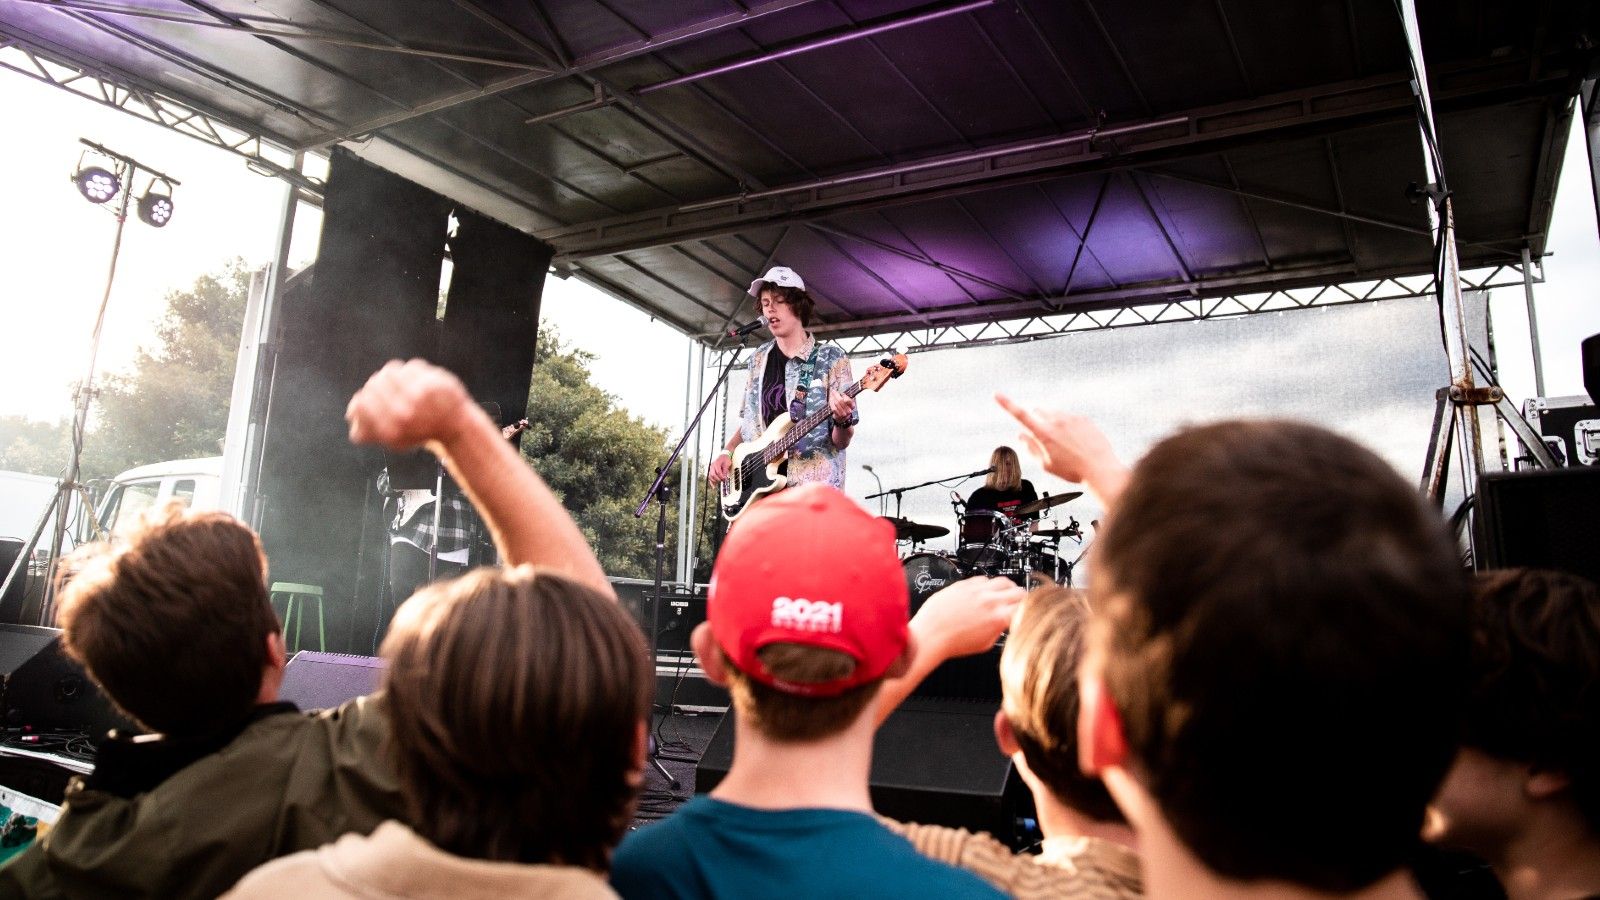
[759,347,791,427]
[610,796,1004,900]
[967,480,1039,524]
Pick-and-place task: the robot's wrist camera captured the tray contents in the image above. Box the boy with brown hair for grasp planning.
[609,484,1015,899]
[227,561,651,898]
[891,586,1142,899]
[998,395,1471,900]
[0,359,610,899]
[1424,567,1600,900]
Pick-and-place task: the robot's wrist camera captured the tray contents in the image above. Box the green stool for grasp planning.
[270,582,325,652]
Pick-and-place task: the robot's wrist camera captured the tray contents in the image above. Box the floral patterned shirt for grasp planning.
[738,334,854,491]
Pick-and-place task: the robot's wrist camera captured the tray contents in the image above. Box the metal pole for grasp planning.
[244,153,303,529]
[1398,0,1485,498]
[41,164,135,623]
[675,336,696,585]
[1521,247,1547,398]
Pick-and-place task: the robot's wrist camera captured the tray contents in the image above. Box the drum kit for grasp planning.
[880,491,1087,612]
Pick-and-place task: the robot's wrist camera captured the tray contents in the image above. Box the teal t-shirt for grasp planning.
[610,796,1004,899]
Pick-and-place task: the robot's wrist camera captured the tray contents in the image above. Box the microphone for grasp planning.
[862,464,874,472]
[950,490,966,509]
[727,318,765,338]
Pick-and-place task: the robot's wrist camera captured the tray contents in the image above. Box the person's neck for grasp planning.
[710,703,875,812]
[1032,788,1138,851]
[774,330,810,358]
[1105,767,1422,900]
[1487,806,1600,900]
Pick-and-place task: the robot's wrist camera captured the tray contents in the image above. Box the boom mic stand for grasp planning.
[634,346,748,786]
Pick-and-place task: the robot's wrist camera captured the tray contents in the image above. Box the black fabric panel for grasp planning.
[439,210,552,428]
[258,148,449,652]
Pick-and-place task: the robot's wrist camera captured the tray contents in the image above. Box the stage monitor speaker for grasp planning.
[279,651,385,711]
[1476,467,1600,583]
[696,697,1033,847]
[0,623,135,736]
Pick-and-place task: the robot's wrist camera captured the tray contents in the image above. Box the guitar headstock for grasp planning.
[860,353,909,392]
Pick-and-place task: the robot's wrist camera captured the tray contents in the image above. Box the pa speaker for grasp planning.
[0,623,135,736]
[696,697,1033,847]
[279,651,385,711]
[1476,467,1600,583]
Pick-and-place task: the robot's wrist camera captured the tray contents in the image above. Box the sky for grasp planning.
[1,57,1597,528]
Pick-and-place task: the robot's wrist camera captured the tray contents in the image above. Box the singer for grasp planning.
[965,446,1038,525]
[707,266,856,492]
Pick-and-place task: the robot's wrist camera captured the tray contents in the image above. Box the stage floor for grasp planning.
[630,708,723,829]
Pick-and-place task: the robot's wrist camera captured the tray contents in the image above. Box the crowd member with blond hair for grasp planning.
[1424,568,1600,900]
[889,585,1142,899]
[998,394,1470,900]
[610,484,1018,899]
[0,359,611,899]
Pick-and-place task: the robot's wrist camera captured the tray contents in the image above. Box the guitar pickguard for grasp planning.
[720,415,793,522]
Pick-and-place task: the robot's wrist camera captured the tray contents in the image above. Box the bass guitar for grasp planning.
[720,354,907,522]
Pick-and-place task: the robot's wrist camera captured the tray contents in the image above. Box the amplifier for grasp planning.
[1520,395,1600,468]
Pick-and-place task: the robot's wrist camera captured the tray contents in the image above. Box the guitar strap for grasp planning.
[788,340,824,421]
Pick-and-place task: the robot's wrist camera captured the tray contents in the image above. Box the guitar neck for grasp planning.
[763,382,864,464]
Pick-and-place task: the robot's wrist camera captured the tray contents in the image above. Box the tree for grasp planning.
[81,260,250,479]
[0,416,72,477]
[520,327,681,579]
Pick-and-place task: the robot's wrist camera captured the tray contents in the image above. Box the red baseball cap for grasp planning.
[708,484,910,697]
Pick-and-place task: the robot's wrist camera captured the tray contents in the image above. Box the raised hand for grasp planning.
[346,359,479,452]
[911,575,1026,661]
[994,393,1129,506]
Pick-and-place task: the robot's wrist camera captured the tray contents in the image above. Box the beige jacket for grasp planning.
[887,819,1144,900]
[223,820,618,900]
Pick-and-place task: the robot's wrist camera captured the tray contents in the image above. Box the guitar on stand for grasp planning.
[719,354,908,522]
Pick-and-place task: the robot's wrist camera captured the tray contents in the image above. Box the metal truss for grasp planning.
[545,56,1576,260]
[720,264,1539,360]
[0,36,324,198]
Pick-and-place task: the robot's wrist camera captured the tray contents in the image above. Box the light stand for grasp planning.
[0,140,179,624]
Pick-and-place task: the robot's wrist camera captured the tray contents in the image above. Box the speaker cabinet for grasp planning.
[1476,467,1600,583]
[696,697,1033,847]
[279,651,386,711]
[0,623,135,737]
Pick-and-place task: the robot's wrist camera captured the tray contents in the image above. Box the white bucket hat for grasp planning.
[748,265,806,298]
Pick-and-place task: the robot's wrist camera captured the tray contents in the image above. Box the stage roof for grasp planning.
[2,0,1593,343]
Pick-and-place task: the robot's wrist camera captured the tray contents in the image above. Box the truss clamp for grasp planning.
[1405,180,1451,211]
[1447,385,1503,405]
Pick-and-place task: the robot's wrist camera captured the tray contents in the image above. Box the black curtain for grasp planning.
[259,149,449,652]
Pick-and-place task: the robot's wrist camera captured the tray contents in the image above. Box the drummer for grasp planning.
[966,446,1040,528]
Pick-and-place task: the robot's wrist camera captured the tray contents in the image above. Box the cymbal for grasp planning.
[1014,491,1083,516]
[880,516,950,542]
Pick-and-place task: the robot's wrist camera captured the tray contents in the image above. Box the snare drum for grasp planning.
[902,552,965,613]
[957,511,1015,570]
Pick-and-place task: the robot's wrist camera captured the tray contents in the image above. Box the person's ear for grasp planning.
[692,623,731,687]
[885,632,917,679]
[993,708,1021,757]
[266,629,287,672]
[1079,673,1128,774]
[1526,767,1572,801]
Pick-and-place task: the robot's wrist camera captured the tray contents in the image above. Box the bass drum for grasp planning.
[901,552,965,614]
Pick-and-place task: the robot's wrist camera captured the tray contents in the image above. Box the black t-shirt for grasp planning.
[759,347,791,426]
[967,480,1039,523]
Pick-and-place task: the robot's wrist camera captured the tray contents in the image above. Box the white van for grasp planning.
[97,457,224,535]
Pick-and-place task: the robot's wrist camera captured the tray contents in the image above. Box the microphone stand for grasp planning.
[865,466,993,520]
[634,346,749,785]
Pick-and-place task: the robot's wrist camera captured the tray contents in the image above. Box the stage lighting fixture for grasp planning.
[137,181,174,227]
[72,165,121,204]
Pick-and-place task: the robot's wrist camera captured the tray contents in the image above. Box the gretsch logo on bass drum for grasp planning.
[913,569,949,592]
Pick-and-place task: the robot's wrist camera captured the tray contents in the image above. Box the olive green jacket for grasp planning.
[0,694,403,900]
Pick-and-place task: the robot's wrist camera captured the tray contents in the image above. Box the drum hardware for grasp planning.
[956,510,1017,570]
[1013,490,1084,517]
[880,516,950,543]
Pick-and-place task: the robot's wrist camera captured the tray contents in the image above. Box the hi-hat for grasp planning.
[880,516,950,542]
